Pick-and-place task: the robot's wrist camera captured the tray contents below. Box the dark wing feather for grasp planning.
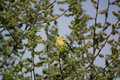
[63,40,74,52]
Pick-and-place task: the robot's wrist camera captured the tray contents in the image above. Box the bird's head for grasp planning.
[57,35,62,38]
[57,35,63,40]
[57,34,59,37]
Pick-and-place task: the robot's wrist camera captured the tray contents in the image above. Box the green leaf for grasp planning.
[99,9,107,14]
[99,53,104,58]
[59,8,65,11]
[112,11,120,17]
[35,61,45,67]
[105,59,109,66]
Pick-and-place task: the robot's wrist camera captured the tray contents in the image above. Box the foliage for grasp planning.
[0,0,120,80]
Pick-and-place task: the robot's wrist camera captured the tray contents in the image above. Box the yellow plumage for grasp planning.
[56,35,74,52]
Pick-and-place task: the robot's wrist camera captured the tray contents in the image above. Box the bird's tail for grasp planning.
[67,44,74,52]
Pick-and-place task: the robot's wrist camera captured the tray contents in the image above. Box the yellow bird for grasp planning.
[56,35,74,52]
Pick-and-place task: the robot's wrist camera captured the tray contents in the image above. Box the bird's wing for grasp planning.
[63,39,68,44]
[63,40,74,52]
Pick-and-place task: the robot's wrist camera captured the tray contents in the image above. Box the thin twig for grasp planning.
[0,28,5,34]
[94,20,119,59]
[73,70,79,80]
[92,61,113,79]
[31,67,33,80]
[47,48,50,80]
[87,29,113,69]
[0,0,54,66]
[0,48,14,68]
[19,47,27,60]
[46,0,56,10]
[103,0,110,28]
[33,0,56,24]
[86,20,119,69]
[104,60,113,70]
[55,9,69,20]
[95,31,113,58]
[0,27,27,68]
[39,0,56,15]
[0,24,32,67]
[83,41,90,63]
[58,54,63,79]
[93,0,100,55]
[32,46,36,80]
[46,23,50,80]
[36,9,69,24]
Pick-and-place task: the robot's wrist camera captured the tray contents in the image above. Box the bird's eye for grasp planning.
[57,35,59,37]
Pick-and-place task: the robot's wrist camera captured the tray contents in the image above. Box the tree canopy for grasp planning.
[0,0,120,80]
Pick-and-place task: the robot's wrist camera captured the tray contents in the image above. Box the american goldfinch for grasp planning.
[56,35,74,52]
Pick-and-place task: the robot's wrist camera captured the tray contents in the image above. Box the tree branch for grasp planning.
[33,0,56,24]
[36,9,69,24]
[73,70,79,80]
[32,46,36,80]
[93,0,100,55]
[95,20,119,59]
[0,28,5,34]
[0,27,27,68]
[0,0,54,66]
[58,54,63,79]
[86,20,119,69]
[0,48,14,68]
[56,9,69,20]
[46,23,50,80]
[104,60,113,70]
[0,22,36,68]
[31,66,33,80]
[92,60,113,80]
[19,47,27,60]
[103,0,110,28]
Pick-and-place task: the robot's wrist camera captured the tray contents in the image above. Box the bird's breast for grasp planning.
[57,39,65,46]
